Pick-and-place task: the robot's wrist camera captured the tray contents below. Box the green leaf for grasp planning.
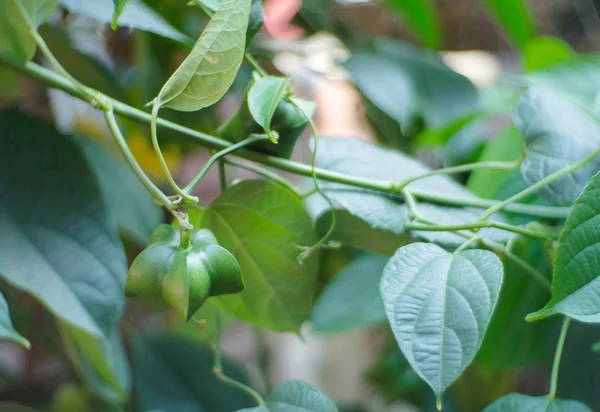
[133,333,254,411]
[522,36,575,73]
[484,393,592,412]
[239,380,338,412]
[311,137,510,249]
[247,75,290,141]
[381,243,503,396]
[467,125,523,199]
[528,170,600,322]
[153,0,251,112]
[111,0,130,28]
[515,87,600,206]
[478,236,556,370]
[74,137,162,245]
[0,292,30,349]
[311,253,388,333]
[199,180,318,333]
[0,110,127,395]
[0,0,58,61]
[483,0,534,47]
[384,0,441,49]
[59,0,191,44]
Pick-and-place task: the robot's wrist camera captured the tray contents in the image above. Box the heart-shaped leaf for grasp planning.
[380,242,502,397]
[247,75,290,141]
[515,87,600,205]
[238,380,338,412]
[199,180,318,333]
[484,393,592,412]
[528,170,600,322]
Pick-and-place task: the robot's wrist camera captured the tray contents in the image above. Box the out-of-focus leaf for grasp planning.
[522,36,575,72]
[484,393,591,412]
[483,0,534,47]
[239,380,338,412]
[0,292,29,349]
[384,0,441,49]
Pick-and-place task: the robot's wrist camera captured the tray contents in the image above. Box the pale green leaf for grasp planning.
[238,380,338,412]
[199,180,318,333]
[0,292,30,349]
[311,253,388,333]
[516,87,600,206]
[59,0,191,44]
[0,110,127,396]
[134,334,254,411]
[483,0,534,47]
[247,75,290,141]
[522,36,575,73]
[484,393,592,412]
[111,0,130,28]
[0,0,58,61]
[74,137,162,245]
[154,0,251,112]
[381,243,503,396]
[311,137,510,249]
[384,0,441,49]
[528,170,600,322]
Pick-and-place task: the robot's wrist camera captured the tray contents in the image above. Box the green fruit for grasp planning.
[125,225,244,320]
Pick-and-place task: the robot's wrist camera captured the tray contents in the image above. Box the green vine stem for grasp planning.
[548,317,571,401]
[404,220,558,241]
[478,149,600,222]
[183,134,271,195]
[0,54,574,220]
[212,310,266,406]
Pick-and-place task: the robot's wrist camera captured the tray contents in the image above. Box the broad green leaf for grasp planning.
[0,0,58,61]
[484,393,592,412]
[528,170,600,322]
[380,243,503,396]
[483,0,534,47]
[311,137,510,249]
[59,0,191,44]
[0,292,30,349]
[133,334,254,411]
[74,137,162,245]
[347,39,479,130]
[0,110,127,395]
[247,75,290,141]
[524,54,600,104]
[478,236,556,370]
[384,0,441,49]
[515,87,600,206]
[152,0,251,112]
[239,380,338,412]
[111,0,130,28]
[199,180,318,333]
[522,36,575,73]
[311,253,388,333]
[467,125,523,199]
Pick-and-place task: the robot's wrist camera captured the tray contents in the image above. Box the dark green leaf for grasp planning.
[515,87,600,206]
[384,0,441,49]
[0,110,127,396]
[522,36,575,73]
[153,0,251,112]
[133,334,254,412]
[478,236,556,370]
[239,380,338,412]
[247,75,290,141]
[528,170,600,322]
[311,253,388,333]
[484,393,591,412]
[0,292,29,349]
[199,180,318,333]
[0,0,58,61]
[483,0,534,47]
[59,0,191,44]
[381,243,503,396]
[74,137,162,245]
